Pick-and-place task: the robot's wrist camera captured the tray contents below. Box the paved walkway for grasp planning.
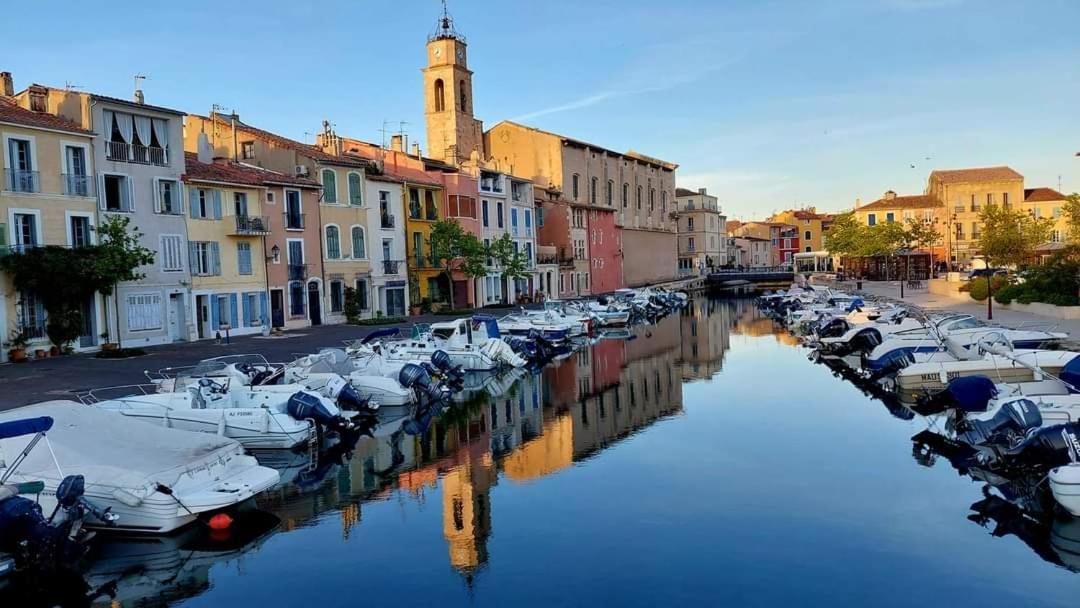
[844,280,1080,337]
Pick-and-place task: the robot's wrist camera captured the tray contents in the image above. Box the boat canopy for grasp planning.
[1061,357,1080,391]
[471,315,500,338]
[0,416,53,440]
[361,327,401,344]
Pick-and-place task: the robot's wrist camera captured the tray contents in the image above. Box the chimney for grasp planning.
[134,89,145,104]
[698,187,707,195]
[196,133,214,164]
[884,190,896,201]
[854,197,861,209]
[389,134,404,153]
[0,72,12,97]
[411,142,421,157]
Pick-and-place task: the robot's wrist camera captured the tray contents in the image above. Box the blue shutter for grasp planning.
[229,293,238,328]
[210,242,221,275]
[241,292,252,327]
[259,292,269,324]
[212,190,222,219]
[189,188,198,218]
[189,242,198,273]
[211,296,221,329]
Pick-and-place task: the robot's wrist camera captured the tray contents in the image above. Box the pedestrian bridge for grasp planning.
[706,268,794,293]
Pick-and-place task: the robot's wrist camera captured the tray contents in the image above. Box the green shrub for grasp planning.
[353,316,406,326]
[994,283,1025,305]
[968,275,1009,301]
[95,347,146,359]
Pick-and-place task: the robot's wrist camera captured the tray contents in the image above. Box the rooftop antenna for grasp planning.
[379,120,391,149]
[1059,174,1063,192]
[63,81,82,91]
[133,73,148,104]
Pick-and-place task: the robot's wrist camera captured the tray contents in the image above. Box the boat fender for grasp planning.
[112,488,143,508]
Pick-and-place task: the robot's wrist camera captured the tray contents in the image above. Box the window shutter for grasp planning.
[259,292,268,324]
[98,174,107,210]
[189,188,198,218]
[211,242,221,275]
[212,190,222,219]
[189,242,198,273]
[241,292,252,326]
[177,183,185,214]
[125,178,134,212]
[153,179,161,213]
[229,293,239,328]
[211,296,220,329]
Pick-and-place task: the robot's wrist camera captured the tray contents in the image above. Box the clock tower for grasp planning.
[423,3,483,165]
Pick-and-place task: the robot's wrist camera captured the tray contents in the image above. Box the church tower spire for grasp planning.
[423,1,483,166]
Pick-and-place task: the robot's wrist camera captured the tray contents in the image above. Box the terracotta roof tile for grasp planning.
[0,96,92,134]
[858,194,941,211]
[675,187,698,197]
[192,114,373,169]
[1024,187,1066,203]
[930,166,1023,184]
[183,153,320,188]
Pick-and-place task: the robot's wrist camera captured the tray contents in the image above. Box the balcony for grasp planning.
[382,259,403,275]
[4,170,40,193]
[62,174,94,197]
[380,213,396,229]
[283,211,305,230]
[287,264,308,281]
[232,215,270,236]
[106,141,168,166]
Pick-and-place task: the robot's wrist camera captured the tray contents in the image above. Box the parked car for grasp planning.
[968,267,1007,280]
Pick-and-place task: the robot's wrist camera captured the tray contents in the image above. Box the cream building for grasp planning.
[0,75,104,357]
[675,187,726,275]
[927,166,1025,268]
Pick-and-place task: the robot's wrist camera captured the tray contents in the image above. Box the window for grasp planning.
[434,79,445,112]
[537,206,544,227]
[351,226,366,259]
[497,202,504,228]
[636,186,643,209]
[590,177,597,204]
[661,190,667,212]
[160,235,183,272]
[649,186,655,211]
[688,237,695,251]
[424,190,438,220]
[987,192,994,206]
[622,183,629,208]
[379,191,393,228]
[867,214,876,226]
[524,209,533,235]
[1003,192,1009,208]
[482,200,490,227]
[484,238,492,266]
[190,188,222,219]
[804,230,811,241]
[1052,230,1061,243]
[102,174,132,212]
[1034,207,1042,219]
[241,141,255,159]
[573,208,585,228]
[408,188,421,219]
[6,138,35,193]
[458,79,467,112]
[284,189,302,229]
[190,241,220,276]
[321,169,337,203]
[325,225,341,259]
[12,212,38,250]
[688,217,694,230]
[511,208,519,235]
[1053,207,1063,219]
[63,145,88,196]
[289,281,305,316]
[805,246,812,252]
[234,192,248,217]
[70,215,91,248]
[329,280,344,313]
[885,212,894,223]
[237,242,253,275]
[126,293,162,331]
[18,291,45,339]
[348,173,362,206]
[355,278,370,310]
[413,232,423,265]
[266,190,275,204]
[447,195,476,218]
[572,174,580,200]
[525,242,533,266]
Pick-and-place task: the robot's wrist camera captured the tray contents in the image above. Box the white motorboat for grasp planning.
[0,401,279,533]
[497,313,574,341]
[375,317,527,372]
[894,349,1080,400]
[519,308,588,336]
[1051,464,1080,517]
[583,300,631,326]
[286,349,418,408]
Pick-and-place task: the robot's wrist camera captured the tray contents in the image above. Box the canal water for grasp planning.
[8,297,1080,607]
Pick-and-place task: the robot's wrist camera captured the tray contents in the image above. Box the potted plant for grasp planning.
[7,328,29,363]
[100,331,118,352]
[34,347,47,359]
[420,297,432,314]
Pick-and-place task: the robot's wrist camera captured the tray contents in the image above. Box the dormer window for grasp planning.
[28,87,47,112]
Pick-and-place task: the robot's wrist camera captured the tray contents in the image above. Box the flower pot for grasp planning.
[102,342,119,352]
[410,306,422,316]
[9,348,27,363]
[34,349,47,359]
[50,346,60,356]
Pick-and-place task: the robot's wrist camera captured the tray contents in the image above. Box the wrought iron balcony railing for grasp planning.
[4,170,40,193]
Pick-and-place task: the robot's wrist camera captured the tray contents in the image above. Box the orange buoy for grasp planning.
[208,513,234,531]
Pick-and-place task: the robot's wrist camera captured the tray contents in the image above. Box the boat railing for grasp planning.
[74,383,161,405]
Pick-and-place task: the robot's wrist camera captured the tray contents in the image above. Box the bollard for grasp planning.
[856,280,863,290]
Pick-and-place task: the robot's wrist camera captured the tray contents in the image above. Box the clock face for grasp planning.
[456,48,464,60]
[433,47,442,57]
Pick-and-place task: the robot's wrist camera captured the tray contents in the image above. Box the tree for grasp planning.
[92,215,156,346]
[428,219,487,310]
[488,233,530,300]
[977,203,1053,319]
[1064,193,1080,244]
[823,212,865,258]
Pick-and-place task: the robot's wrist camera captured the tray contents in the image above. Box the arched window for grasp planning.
[351,225,366,259]
[590,177,598,204]
[348,172,362,206]
[636,186,643,209]
[804,230,811,241]
[325,225,341,259]
[572,174,580,200]
[459,80,467,112]
[321,169,337,203]
[606,180,614,206]
[434,79,445,112]
[649,188,655,211]
[622,183,629,208]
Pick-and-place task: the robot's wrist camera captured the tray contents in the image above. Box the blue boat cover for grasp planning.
[471,315,500,338]
[1061,357,1080,392]
[0,416,53,440]
[946,376,997,412]
[360,327,401,344]
[846,298,865,312]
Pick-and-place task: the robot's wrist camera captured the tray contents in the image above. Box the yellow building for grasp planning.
[853,190,942,227]
[0,85,104,357]
[1022,187,1069,244]
[769,208,831,253]
[404,181,446,304]
[927,166,1025,267]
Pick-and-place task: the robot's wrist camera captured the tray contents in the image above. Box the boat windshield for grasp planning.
[943,317,982,331]
[432,326,456,340]
[411,324,432,339]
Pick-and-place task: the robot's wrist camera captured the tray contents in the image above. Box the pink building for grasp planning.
[424,159,481,306]
[588,208,622,294]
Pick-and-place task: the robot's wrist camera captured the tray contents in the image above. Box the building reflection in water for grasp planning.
[255,298,760,583]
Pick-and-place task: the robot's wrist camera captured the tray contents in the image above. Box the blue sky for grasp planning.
[8,0,1080,219]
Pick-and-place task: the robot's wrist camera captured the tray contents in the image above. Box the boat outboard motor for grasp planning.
[335,382,378,416]
[286,391,353,432]
[958,399,1043,447]
[815,318,850,339]
[985,422,1080,470]
[838,327,883,357]
[430,350,465,385]
[399,363,445,404]
[916,376,998,415]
